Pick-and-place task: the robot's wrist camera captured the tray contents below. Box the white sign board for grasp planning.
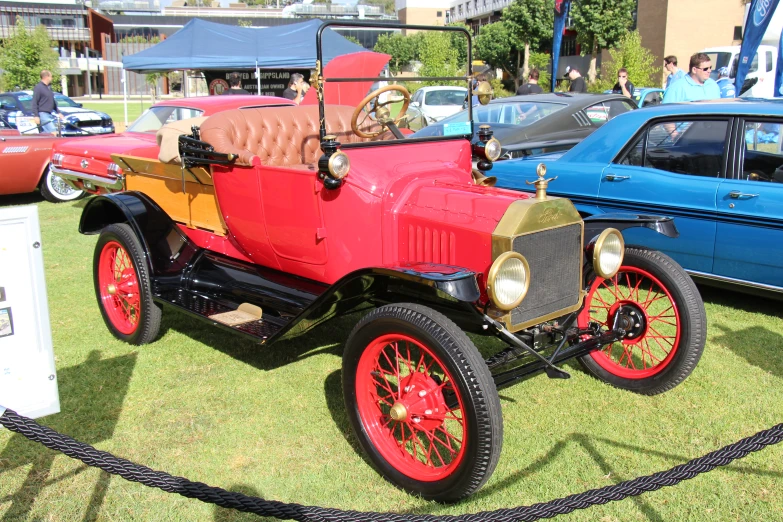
[16,116,39,135]
[0,206,59,419]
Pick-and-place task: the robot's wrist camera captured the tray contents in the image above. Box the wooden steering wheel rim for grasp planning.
[351,84,411,139]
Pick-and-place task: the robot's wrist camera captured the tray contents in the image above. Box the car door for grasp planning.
[596,117,731,273]
[714,117,783,288]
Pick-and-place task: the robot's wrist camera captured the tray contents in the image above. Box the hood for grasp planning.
[60,107,111,120]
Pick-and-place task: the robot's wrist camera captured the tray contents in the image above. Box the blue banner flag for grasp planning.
[551,0,573,92]
[736,0,781,95]
[776,25,783,96]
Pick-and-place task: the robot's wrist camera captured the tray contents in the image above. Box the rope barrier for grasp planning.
[1,408,781,521]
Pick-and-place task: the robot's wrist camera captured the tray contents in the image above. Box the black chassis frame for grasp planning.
[81,192,678,390]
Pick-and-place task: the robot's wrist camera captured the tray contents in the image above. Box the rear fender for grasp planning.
[79,191,199,278]
[582,213,678,247]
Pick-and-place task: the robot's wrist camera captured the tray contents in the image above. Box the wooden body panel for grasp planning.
[116,154,226,235]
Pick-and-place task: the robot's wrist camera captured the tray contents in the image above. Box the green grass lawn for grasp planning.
[1,193,782,521]
[81,100,152,127]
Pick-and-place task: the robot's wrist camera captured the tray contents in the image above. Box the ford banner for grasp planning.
[736,0,781,94]
[551,0,573,92]
[776,25,783,96]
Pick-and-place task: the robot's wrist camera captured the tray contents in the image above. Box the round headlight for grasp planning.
[593,228,625,279]
[328,151,350,179]
[487,252,530,311]
[485,137,502,162]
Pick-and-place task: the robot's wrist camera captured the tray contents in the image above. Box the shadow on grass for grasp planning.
[212,483,279,522]
[712,323,783,379]
[698,285,782,318]
[160,308,362,372]
[0,191,45,207]
[0,350,137,521]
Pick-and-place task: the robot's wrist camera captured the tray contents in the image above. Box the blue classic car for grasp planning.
[492,99,783,296]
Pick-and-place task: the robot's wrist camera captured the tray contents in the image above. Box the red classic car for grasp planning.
[0,129,85,202]
[52,95,294,194]
[76,23,706,502]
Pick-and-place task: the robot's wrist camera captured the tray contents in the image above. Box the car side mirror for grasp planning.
[75,102,83,108]
[411,101,420,108]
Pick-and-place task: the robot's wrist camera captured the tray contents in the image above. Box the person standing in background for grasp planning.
[564,66,587,93]
[612,68,635,98]
[32,70,60,133]
[716,67,736,98]
[222,72,250,95]
[662,53,721,103]
[664,56,685,89]
[516,69,543,95]
[283,73,307,105]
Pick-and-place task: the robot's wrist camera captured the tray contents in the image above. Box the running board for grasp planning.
[155,289,289,343]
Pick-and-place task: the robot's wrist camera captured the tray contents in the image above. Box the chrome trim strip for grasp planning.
[51,166,123,191]
[687,269,783,293]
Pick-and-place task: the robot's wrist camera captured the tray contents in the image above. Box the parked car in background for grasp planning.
[52,95,294,194]
[0,131,85,202]
[410,86,468,123]
[492,99,783,296]
[412,93,637,158]
[0,91,114,136]
[634,88,664,107]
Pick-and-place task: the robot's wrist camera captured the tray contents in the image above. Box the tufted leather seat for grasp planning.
[199,105,377,168]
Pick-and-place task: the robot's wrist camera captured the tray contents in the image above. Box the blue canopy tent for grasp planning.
[121,18,367,72]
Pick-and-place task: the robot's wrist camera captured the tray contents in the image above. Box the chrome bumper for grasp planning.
[51,166,123,191]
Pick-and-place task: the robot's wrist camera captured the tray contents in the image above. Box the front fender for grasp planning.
[582,213,678,247]
[79,191,198,278]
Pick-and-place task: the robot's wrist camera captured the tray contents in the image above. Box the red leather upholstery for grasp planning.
[199,105,376,168]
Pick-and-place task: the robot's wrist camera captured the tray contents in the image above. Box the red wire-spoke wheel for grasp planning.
[93,223,162,345]
[98,240,140,335]
[578,247,707,395]
[343,303,502,502]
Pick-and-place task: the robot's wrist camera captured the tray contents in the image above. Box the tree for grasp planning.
[418,31,461,86]
[570,0,635,83]
[447,22,471,69]
[475,22,516,81]
[502,0,554,89]
[528,51,551,92]
[237,19,253,27]
[0,17,60,91]
[373,33,417,75]
[592,30,661,92]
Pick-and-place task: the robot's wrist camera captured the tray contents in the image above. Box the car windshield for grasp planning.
[424,89,468,106]
[127,106,204,133]
[54,94,79,107]
[16,95,32,111]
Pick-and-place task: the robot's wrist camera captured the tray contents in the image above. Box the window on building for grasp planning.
[40,18,54,27]
[437,10,442,17]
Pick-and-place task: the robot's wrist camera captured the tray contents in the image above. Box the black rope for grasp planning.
[1,408,781,522]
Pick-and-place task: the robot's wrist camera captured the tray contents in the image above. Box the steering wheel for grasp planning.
[351,84,411,139]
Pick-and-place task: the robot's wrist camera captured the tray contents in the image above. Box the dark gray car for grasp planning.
[411,92,638,158]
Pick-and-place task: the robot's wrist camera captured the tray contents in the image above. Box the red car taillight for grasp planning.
[107,162,123,178]
[51,153,64,167]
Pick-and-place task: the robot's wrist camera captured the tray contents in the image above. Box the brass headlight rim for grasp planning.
[487,251,531,311]
[327,150,350,180]
[485,137,502,162]
[593,228,625,279]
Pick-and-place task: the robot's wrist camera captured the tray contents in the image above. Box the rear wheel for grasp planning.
[93,223,161,345]
[40,165,85,203]
[578,247,706,395]
[343,303,502,502]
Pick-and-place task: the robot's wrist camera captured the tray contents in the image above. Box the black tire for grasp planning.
[93,223,161,345]
[342,303,503,502]
[40,165,86,203]
[578,246,706,395]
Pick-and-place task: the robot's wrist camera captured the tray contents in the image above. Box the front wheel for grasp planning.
[578,247,706,395]
[343,303,503,502]
[93,223,161,345]
[40,165,86,203]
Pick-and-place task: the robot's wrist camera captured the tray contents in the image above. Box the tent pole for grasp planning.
[256,60,260,95]
[122,68,128,126]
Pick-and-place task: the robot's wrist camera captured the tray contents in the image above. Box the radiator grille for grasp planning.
[510,223,582,326]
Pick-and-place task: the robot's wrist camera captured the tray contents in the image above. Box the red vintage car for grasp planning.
[0,129,85,202]
[52,95,294,194]
[76,23,706,502]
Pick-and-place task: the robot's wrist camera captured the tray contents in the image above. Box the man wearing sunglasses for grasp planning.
[663,52,720,103]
